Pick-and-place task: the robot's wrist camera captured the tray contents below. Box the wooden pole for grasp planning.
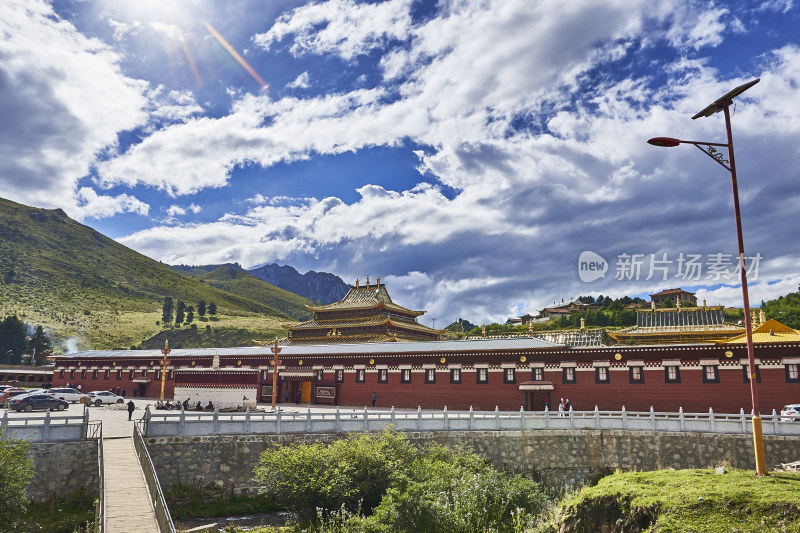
[160,339,171,402]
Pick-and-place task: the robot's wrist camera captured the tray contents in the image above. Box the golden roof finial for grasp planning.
[377,276,381,286]
[366,276,370,288]
[356,278,360,288]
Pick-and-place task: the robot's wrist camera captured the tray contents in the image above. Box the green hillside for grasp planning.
[0,197,293,352]
[195,264,314,321]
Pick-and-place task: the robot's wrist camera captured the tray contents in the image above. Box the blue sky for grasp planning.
[2,0,800,326]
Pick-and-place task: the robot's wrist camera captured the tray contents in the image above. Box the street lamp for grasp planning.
[647,77,766,475]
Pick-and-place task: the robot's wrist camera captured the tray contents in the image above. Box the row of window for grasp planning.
[59,364,800,385]
[334,364,800,385]
[59,369,173,381]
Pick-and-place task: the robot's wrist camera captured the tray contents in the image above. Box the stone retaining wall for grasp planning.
[145,430,800,493]
[27,440,99,502]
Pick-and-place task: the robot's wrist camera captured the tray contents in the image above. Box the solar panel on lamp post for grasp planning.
[647,78,766,476]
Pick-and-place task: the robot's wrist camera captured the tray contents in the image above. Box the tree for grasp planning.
[28,325,52,365]
[207,301,217,317]
[0,316,27,365]
[162,296,174,327]
[185,306,194,326]
[197,300,206,318]
[175,300,186,326]
[0,430,34,524]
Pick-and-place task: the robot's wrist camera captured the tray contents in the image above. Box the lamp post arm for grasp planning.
[690,143,731,172]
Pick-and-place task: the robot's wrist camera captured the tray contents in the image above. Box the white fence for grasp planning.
[0,409,91,442]
[143,406,800,438]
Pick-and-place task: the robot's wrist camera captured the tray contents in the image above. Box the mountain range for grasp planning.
[0,197,343,352]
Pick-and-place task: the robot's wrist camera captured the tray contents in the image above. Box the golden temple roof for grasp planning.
[724,318,800,344]
[306,283,425,317]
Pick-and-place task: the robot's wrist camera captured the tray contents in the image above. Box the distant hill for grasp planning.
[0,197,290,352]
[194,264,314,321]
[248,263,350,305]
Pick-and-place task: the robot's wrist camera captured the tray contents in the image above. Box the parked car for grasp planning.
[87,391,125,406]
[780,404,800,422]
[46,387,87,403]
[0,388,29,406]
[7,393,69,412]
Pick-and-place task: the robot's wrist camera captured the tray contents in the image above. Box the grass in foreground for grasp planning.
[551,468,800,532]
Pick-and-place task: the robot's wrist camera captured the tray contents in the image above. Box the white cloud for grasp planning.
[253,0,414,60]
[166,205,187,217]
[0,0,149,210]
[286,71,310,89]
[73,188,149,219]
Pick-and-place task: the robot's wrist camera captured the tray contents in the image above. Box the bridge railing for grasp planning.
[133,421,176,533]
[0,408,90,442]
[142,406,800,437]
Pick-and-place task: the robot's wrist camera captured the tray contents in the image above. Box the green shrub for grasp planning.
[254,431,547,532]
[0,431,33,525]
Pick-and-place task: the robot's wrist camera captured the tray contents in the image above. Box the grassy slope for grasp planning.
[195,264,313,321]
[0,197,291,351]
[555,468,800,532]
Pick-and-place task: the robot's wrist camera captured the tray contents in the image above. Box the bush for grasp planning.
[0,430,34,525]
[254,431,547,531]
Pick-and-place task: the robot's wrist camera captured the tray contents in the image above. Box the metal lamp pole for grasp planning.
[648,78,766,475]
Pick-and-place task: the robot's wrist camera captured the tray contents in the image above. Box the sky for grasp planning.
[2,0,800,327]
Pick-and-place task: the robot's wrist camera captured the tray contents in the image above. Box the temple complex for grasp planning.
[282,277,441,345]
[609,302,745,344]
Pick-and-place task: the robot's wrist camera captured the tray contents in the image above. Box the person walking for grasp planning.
[558,398,565,417]
[295,390,301,405]
[127,399,135,421]
[121,387,126,397]
[565,399,572,412]
[371,392,376,408]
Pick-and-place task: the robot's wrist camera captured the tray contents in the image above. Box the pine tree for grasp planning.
[197,300,206,317]
[29,325,52,365]
[175,300,186,326]
[208,302,217,317]
[162,297,174,326]
[0,316,27,365]
[185,306,194,326]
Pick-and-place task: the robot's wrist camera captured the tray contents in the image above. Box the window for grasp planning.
[450,368,461,384]
[335,370,344,383]
[787,364,800,383]
[92,370,98,380]
[629,366,644,384]
[70,369,76,379]
[316,370,324,381]
[665,366,681,383]
[81,370,87,379]
[356,369,365,383]
[167,370,174,381]
[425,369,436,384]
[503,368,516,384]
[378,369,388,383]
[703,365,720,383]
[595,367,609,384]
[532,367,544,381]
[562,367,576,384]
[104,370,110,379]
[129,370,135,380]
[59,369,65,379]
[154,370,161,381]
[476,368,489,384]
[401,369,412,383]
[743,365,761,383]
[116,370,122,380]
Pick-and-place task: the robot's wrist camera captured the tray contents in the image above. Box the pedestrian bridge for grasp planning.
[142,406,800,437]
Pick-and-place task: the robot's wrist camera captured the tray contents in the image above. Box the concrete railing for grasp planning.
[143,406,800,437]
[0,409,90,442]
[94,422,106,533]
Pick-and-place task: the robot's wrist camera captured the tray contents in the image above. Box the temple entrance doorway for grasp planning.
[519,381,554,411]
